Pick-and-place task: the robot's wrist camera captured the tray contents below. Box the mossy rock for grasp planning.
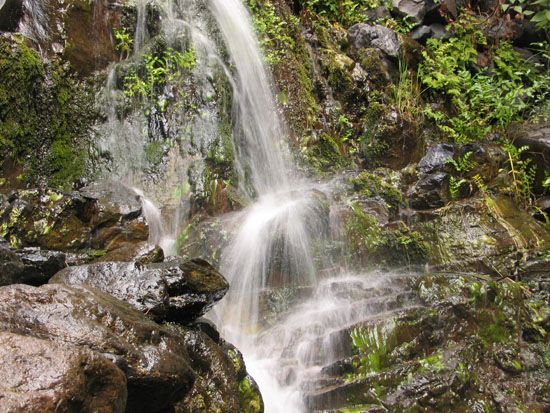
[0,35,94,189]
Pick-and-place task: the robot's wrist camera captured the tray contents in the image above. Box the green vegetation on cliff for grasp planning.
[0,35,94,189]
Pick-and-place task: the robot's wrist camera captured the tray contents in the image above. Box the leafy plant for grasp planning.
[350,323,394,375]
[501,0,550,31]
[499,140,537,208]
[114,28,133,59]
[447,151,478,199]
[531,0,550,31]
[124,48,196,110]
[419,16,548,144]
[302,0,369,26]
[247,0,296,65]
[391,59,423,120]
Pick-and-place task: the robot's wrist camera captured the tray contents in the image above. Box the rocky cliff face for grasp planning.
[0,0,548,411]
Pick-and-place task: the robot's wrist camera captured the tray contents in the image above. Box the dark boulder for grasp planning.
[176,329,241,412]
[0,0,23,32]
[407,171,449,209]
[417,144,454,174]
[51,258,229,324]
[0,331,127,413]
[348,23,401,57]
[0,283,196,413]
[511,122,550,194]
[0,186,150,261]
[0,243,66,286]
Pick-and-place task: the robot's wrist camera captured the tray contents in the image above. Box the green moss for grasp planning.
[144,141,165,165]
[344,203,429,267]
[238,377,262,413]
[0,36,94,189]
[350,172,402,214]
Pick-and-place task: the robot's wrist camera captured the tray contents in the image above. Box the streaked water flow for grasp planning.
[72,0,413,410]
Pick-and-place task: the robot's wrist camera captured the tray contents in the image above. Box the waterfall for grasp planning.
[208,0,290,196]
[92,0,406,410]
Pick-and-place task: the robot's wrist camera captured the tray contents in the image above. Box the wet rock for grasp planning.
[0,186,150,261]
[417,144,454,174]
[51,258,229,324]
[175,329,241,412]
[0,331,127,412]
[348,23,401,57]
[0,243,66,286]
[0,189,92,250]
[0,0,23,32]
[407,171,449,209]
[511,122,550,193]
[80,181,142,226]
[410,23,450,42]
[191,317,221,343]
[0,283,196,413]
[392,0,439,24]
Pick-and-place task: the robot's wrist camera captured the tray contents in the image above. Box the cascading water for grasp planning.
[93,0,412,410]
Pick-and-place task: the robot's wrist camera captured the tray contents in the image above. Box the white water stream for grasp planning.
[85,0,410,410]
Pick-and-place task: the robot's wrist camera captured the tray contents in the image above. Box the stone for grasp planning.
[410,25,432,42]
[348,23,401,57]
[0,0,23,32]
[407,171,449,209]
[0,186,150,260]
[175,329,241,412]
[511,122,550,194]
[0,331,127,413]
[0,243,66,286]
[417,144,454,174]
[411,24,450,42]
[79,181,143,227]
[0,283,196,413]
[392,0,439,24]
[51,258,229,324]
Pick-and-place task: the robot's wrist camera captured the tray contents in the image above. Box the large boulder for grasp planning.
[0,243,66,286]
[0,186,151,262]
[0,331,127,413]
[0,283,196,413]
[348,23,401,57]
[51,258,229,324]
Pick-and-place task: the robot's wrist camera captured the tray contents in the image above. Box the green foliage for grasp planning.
[419,17,548,143]
[350,323,394,375]
[144,141,165,165]
[447,152,478,199]
[302,0,369,26]
[0,36,93,188]
[531,0,550,31]
[391,59,423,120]
[124,48,196,110]
[350,172,402,213]
[501,0,550,31]
[114,27,133,59]
[247,0,296,65]
[344,202,429,266]
[238,376,263,413]
[418,354,446,372]
[499,140,537,208]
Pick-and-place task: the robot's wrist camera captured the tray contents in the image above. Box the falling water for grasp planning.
[89,0,411,410]
[208,0,290,196]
